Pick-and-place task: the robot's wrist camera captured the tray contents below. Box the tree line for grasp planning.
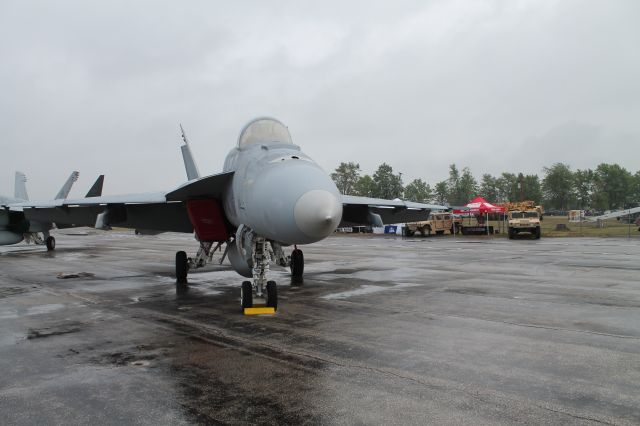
[331,161,640,211]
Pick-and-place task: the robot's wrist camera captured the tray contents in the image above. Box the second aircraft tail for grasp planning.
[54,171,80,200]
[85,175,104,197]
[14,171,29,201]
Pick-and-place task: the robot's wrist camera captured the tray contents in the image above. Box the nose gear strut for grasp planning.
[241,237,278,313]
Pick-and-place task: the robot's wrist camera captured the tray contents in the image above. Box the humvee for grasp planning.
[508,210,541,239]
[405,212,461,236]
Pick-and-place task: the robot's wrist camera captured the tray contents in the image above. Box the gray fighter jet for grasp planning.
[15,118,444,309]
[1,172,103,250]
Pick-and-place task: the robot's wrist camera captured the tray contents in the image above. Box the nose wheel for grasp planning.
[241,281,253,309]
[266,281,277,309]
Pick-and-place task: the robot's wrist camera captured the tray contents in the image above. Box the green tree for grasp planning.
[331,162,361,195]
[573,169,595,208]
[404,179,432,203]
[632,171,640,203]
[522,174,542,204]
[456,167,478,205]
[434,181,449,205]
[444,164,477,205]
[593,163,632,210]
[446,164,460,203]
[496,173,518,202]
[354,175,375,197]
[542,163,574,210]
[372,163,403,199]
[479,174,499,202]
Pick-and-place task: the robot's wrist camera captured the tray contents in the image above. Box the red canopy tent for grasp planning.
[453,196,505,215]
[453,197,505,235]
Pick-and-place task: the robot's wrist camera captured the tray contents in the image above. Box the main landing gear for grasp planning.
[23,232,56,251]
[290,246,304,279]
[45,236,56,251]
[176,251,188,285]
[175,240,224,288]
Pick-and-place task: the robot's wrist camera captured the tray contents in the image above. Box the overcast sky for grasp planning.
[1,0,639,199]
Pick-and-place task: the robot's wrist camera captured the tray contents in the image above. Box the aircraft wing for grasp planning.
[12,171,234,233]
[585,206,640,221]
[166,171,233,201]
[340,194,447,226]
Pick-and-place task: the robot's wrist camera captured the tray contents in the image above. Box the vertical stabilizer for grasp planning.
[55,171,80,200]
[85,175,104,197]
[14,171,29,200]
[180,124,201,181]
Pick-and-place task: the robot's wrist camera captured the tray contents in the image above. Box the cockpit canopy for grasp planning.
[238,117,293,149]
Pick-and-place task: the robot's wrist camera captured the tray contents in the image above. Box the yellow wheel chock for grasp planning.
[243,304,276,315]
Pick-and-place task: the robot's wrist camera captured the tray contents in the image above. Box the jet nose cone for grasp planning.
[294,190,343,240]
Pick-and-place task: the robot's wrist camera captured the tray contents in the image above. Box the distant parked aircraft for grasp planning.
[1,172,103,250]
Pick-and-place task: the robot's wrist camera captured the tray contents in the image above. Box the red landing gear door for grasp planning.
[186,199,229,242]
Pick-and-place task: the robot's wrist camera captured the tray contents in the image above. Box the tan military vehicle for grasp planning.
[501,201,544,220]
[507,209,541,239]
[405,212,461,236]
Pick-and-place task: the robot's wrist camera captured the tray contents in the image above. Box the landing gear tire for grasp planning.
[241,281,253,309]
[291,249,304,278]
[534,227,541,239]
[266,280,278,310]
[45,236,56,251]
[176,251,188,285]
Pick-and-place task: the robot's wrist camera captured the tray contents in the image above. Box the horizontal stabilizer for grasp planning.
[85,175,105,197]
[165,171,234,201]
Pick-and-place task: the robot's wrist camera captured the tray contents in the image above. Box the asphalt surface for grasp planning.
[1,230,639,425]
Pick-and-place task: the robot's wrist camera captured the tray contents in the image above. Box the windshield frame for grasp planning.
[237,117,293,150]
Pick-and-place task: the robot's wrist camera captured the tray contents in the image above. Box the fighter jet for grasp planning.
[16,118,444,309]
[1,172,103,250]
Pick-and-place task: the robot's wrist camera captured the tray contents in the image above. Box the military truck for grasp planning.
[405,212,461,236]
[508,209,541,239]
[501,201,544,220]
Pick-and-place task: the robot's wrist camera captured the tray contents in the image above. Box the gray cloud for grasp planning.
[1,0,639,199]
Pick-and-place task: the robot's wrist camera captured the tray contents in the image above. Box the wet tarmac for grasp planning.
[1,230,640,425]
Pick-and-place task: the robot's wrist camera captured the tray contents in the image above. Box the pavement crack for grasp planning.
[536,405,615,425]
[437,313,640,340]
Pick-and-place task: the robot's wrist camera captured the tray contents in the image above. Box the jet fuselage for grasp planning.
[221,118,342,245]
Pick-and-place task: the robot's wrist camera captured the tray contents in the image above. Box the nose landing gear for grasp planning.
[242,237,278,314]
